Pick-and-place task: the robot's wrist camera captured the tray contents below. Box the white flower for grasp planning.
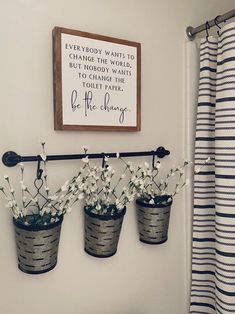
[48,195,58,201]
[20,184,27,191]
[90,186,97,193]
[69,194,75,200]
[131,175,138,184]
[106,177,111,183]
[82,145,88,152]
[45,207,51,214]
[156,161,161,169]
[51,209,57,216]
[195,166,202,174]
[144,162,150,169]
[149,199,155,204]
[115,199,124,210]
[78,193,84,200]
[66,207,72,213]
[107,165,112,172]
[82,156,89,163]
[78,183,84,190]
[13,213,20,219]
[96,204,101,211]
[70,184,76,191]
[126,193,134,202]
[40,154,47,161]
[61,180,70,191]
[5,201,14,208]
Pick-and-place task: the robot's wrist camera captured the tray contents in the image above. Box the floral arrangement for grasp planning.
[132,157,211,205]
[70,147,143,216]
[0,142,85,226]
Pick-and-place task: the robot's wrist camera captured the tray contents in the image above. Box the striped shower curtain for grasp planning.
[190,22,235,313]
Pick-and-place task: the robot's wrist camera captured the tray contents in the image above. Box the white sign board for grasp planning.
[53,27,141,131]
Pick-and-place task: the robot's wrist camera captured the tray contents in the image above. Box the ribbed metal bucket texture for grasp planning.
[136,199,172,244]
[84,207,126,258]
[14,217,63,274]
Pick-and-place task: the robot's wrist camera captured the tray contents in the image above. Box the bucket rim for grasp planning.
[84,206,126,221]
[136,197,172,208]
[13,215,63,231]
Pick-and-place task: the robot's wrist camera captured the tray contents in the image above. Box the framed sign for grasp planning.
[53,27,141,131]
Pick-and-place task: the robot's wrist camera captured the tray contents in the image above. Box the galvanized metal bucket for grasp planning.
[136,198,172,244]
[84,206,126,258]
[13,216,63,274]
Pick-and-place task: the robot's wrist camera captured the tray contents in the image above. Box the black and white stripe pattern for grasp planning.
[190,22,235,314]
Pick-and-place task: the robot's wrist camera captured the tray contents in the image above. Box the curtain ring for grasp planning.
[205,21,210,41]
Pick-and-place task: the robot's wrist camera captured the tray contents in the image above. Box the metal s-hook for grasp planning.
[36,156,43,180]
[205,21,210,41]
[152,151,156,169]
[101,153,106,168]
[152,150,161,170]
[214,15,221,35]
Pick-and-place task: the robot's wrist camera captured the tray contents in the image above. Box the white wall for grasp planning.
[0,1,235,314]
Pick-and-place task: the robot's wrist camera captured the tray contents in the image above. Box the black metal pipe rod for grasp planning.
[186,9,235,40]
[2,146,170,167]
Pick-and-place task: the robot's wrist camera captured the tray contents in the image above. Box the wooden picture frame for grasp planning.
[53,27,141,131]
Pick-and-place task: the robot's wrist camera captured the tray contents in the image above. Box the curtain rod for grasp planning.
[186,8,235,40]
[2,146,170,167]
